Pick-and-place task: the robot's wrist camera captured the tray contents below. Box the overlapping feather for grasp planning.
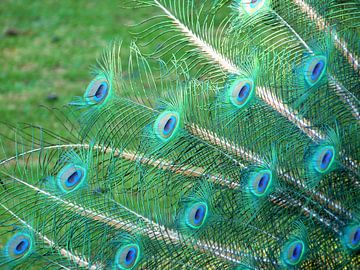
[0,0,359,269]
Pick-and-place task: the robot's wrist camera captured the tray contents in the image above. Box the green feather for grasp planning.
[0,0,359,269]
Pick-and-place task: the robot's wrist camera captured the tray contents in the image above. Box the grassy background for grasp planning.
[0,0,155,151]
[0,1,156,267]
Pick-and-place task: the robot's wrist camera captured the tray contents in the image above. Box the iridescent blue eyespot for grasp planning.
[229,78,254,108]
[284,240,305,266]
[57,164,86,193]
[5,233,33,260]
[66,170,82,187]
[343,226,360,250]
[85,75,110,105]
[352,228,360,246]
[311,62,324,81]
[186,202,208,229]
[314,146,335,173]
[240,0,267,15]
[163,116,177,135]
[115,244,140,269]
[250,170,272,197]
[305,55,327,86]
[94,82,108,102]
[154,111,180,141]
[237,83,251,102]
[14,239,29,255]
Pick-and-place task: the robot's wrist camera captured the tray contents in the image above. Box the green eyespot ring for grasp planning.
[249,170,273,197]
[343,225,360,251]
[57,164,87,193]
[154,111,180,141]
[314,146,335,174]
[115,244,141,270]
[185,202,208,229]
[5,232,33,261]
[84,74,111,105]
[283,240,305,266]
[229,78,255,108]
[304,55,327,86]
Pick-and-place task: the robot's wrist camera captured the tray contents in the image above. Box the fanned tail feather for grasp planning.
[1,1,359,269]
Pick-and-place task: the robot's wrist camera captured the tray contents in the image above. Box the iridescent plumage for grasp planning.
[0,0,359,269]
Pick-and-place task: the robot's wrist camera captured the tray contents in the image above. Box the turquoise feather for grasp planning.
[0,0,359,269]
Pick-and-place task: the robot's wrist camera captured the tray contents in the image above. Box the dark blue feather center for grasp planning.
[291,243,302,260]
[125,247,137,265]
[163,116,177,135]
[66,170,83,188]
[94,82,108,102]
[14,239,29,255]
[237,83,251,103]
[194,205,206,225]
[320,149,333,171]
[257,173,269,193]
[352,228,360,245]
[311,60,325,81]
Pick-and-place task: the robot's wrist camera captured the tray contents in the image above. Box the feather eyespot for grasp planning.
[229,78,254,108]
[154,111,180,141]
[186,202,208,229]
[305,55,327,86]
[250,170,272,197]
[343,226,360,250]
[115,244,140,269]
[240,0,267,15]
[283,240,305,266]
[85,74,111,105]
[314,146,335,173]
[5,233,33,260]
[57,164,86,193]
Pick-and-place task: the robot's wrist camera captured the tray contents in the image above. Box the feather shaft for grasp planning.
[1,171,266,266]
[188,124,354,220]
[153,0,239,74]
[328,75,360,121]
[293,0,360,74]
[272,10,313,53]
[0,202,99,270]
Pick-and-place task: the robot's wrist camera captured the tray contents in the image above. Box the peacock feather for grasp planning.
[1,0,359,269]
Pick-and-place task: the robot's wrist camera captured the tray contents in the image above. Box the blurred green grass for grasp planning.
[0,0,155,151]
[0,1,155,267]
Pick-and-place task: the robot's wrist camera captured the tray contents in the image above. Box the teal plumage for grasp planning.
[0,0,359,269]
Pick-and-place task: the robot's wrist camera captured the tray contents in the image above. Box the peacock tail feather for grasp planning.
[1,0,359,269]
